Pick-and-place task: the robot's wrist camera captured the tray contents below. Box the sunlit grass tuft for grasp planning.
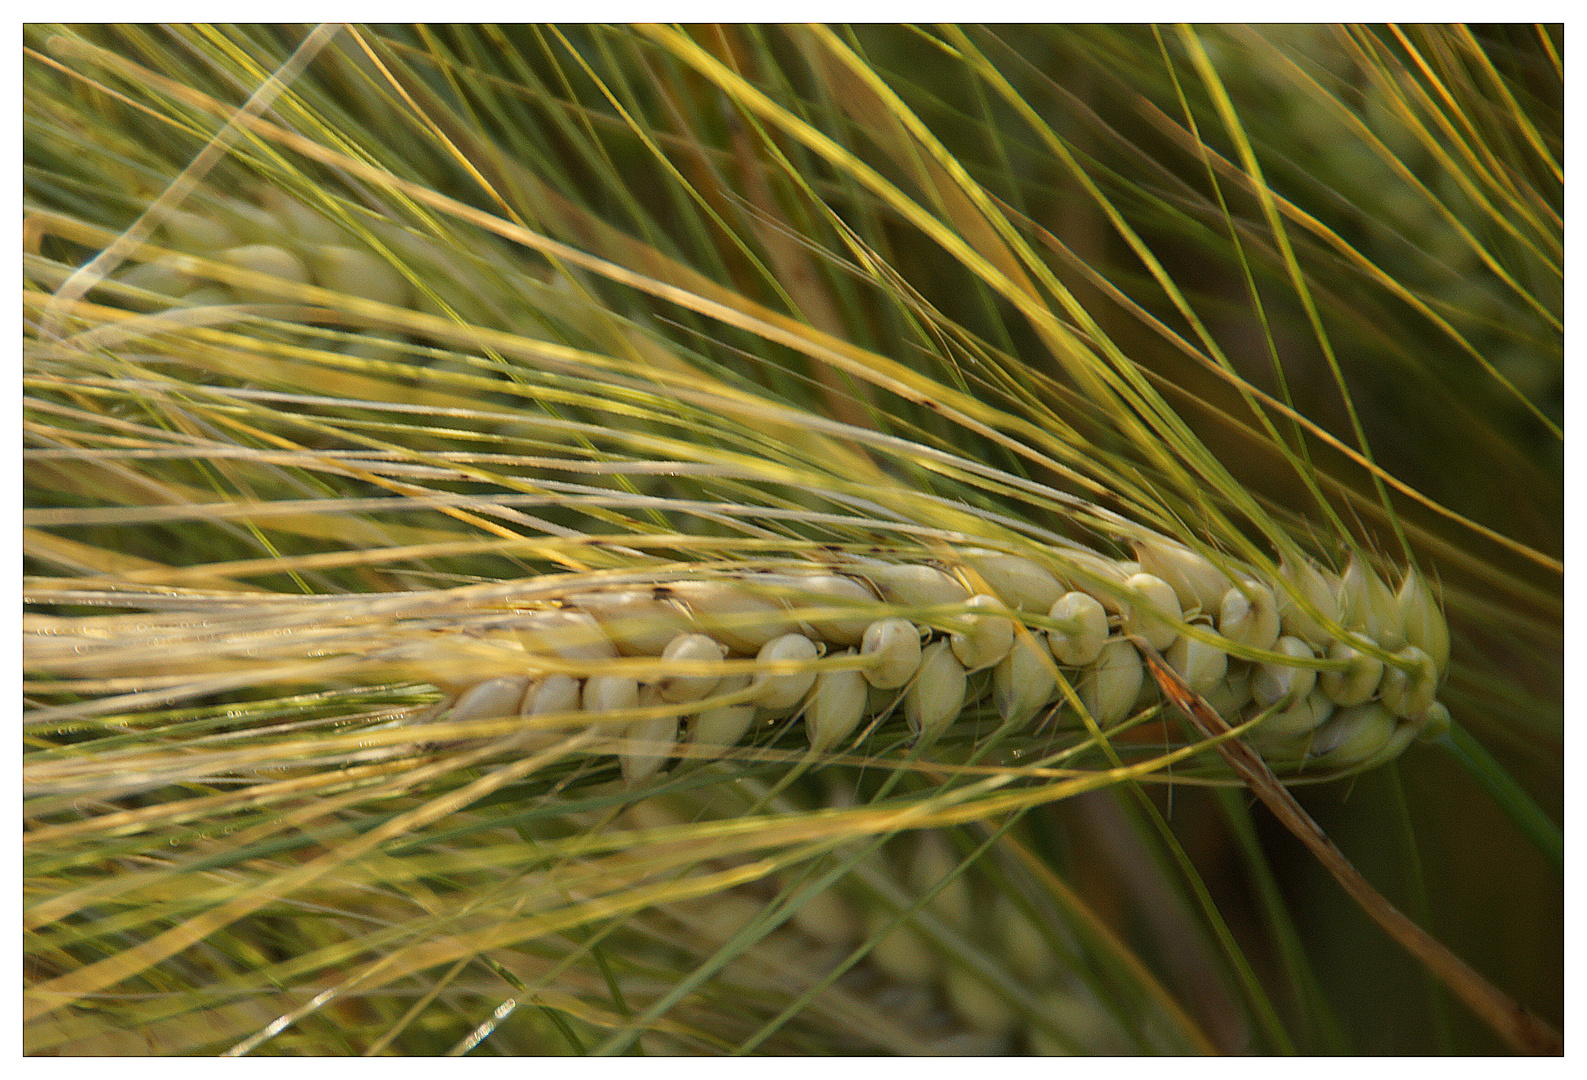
[24,24,1559,1055]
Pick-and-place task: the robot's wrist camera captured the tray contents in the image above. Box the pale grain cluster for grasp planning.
[84,190,1455,783]
[416,542,1449,782]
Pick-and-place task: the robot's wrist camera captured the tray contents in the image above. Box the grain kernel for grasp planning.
[619,686,678,784]
[571,589,690,656]
[751,632,820,708]
[863,562,969,608]
[657,632,727,703]
[1416,700,1453,741]
[905,639,968,745]
[309,244,411,307]
[688,673,756,749]
[945,967,1018,1035]
[1218,579,1281,651]
[865,908,939,983]
[1378,645,1438,719]
[1318,634,1385,707]
[1165,624,1229,693]
[859,617,922,689]
[521,674,581,717]
[583,672,640,715]
[1396,567,1450,669]
[671,578,797,652]
[1122,572,1181,651]
[789,573,878,645]
[1277,555,1341,644]
[948,593,1015,671]
[805,658,869,753]
[1133,535,1231,615]
[1308,702,1398,768]
[959,550,1064,612]
[1251,636,1318,708]
[1248,688,1335,745]
[515,609,618,663]
[992,631,1058,725]
[449,675,529,721]
[1047,591,1109,666]
[1340,556,1406,649]
[1079,639,1144,724]
[217,243,310,303]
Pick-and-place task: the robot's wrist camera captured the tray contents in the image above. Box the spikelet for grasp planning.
[944,967,1019,1036]
[216,243,311,304]
[449,675,530,722]
[522,674,581,717]
[688,673,757,749]
[784,879,862,946]
[1308,703,1398,769]
[620,686,679,784]
[1079,639,1144,725]
[1319,635,1385,707]
[948,594,1016,671]
[1277,555,1342,645]
[905,640,969,745]
[113,254,197,298]
[1133,535,1231,616]
[585,673,640,717]
[1165,625,1230,694]
[793,573,883,645]
[865,907,941,984]
[1218,579,1281,651]
[215,196,290,244]
[992,893,1062,984]
[574,590,692,656]
[306,244,412,308]
[860,617,923,689]
[1339,556,1406,650]
[992,631,1059,725]
[1417,700,1454,741]
[1251,637,1319,708]
[1121,573,1180,651]
[1378,646,1439,720]
[1396,568,1451,669]
[672,579,799,653]
[1248,689,1335,748]
[958,550,1065,612]
[863,562,970,608]
[1199,664,1254,721]
[152,205,241,252]
[805,659,869,753]
[905,833,971,928]
[657,632,727,704]
[516,609,619,664]
[751,632,821,709]
[1047,591,1109,667]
